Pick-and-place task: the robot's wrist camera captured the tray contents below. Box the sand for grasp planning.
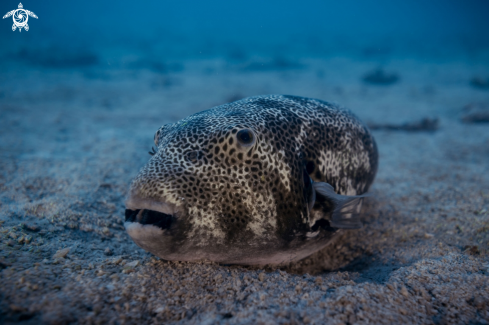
[0,55,488,324]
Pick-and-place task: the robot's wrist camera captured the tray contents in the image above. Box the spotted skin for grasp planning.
[125,95,378,265]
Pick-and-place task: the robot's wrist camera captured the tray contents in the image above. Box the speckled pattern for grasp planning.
[0,56,488,324]
[125,95,377,264]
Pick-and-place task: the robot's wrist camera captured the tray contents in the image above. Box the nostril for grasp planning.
[125,209,140,222]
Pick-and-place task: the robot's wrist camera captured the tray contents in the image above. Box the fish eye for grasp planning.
[186,151,201,163]
[236,129,254,145]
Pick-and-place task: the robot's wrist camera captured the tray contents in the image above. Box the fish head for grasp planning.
[124,97,329,264]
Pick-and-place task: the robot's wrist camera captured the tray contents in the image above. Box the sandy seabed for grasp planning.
[0,55,488,324]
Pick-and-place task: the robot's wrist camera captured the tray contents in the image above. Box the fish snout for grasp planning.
[124,192,178,230]
[124,208,174,230]
[124,191,183,257]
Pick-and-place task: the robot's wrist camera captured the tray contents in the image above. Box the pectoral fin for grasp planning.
[313,182,368,229]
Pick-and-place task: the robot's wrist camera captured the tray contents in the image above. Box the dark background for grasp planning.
[1,0,489,60]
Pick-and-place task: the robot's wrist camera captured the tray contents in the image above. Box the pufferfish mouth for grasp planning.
[124,209,173,229]
[125,195,177,230]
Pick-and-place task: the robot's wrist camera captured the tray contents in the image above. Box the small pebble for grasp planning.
[9,305,26,312]
[125,260,139,268]
[23,224,40,232]
[110,256,123,265]
[122,261,139,273]
[400,286,409,297]
[53,248,70,259]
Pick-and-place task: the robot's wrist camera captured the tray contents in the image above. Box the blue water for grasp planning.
[1,0,489,60]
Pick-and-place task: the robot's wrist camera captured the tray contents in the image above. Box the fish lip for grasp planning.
[125,194,178,217]
[124,194,180,232]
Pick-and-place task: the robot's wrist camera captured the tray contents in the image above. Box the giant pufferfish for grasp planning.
[125,95,378,265]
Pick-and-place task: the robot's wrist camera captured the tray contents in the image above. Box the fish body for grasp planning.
[125,95,378,265]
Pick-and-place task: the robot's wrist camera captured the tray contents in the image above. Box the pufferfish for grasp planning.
[125,95,378,265]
